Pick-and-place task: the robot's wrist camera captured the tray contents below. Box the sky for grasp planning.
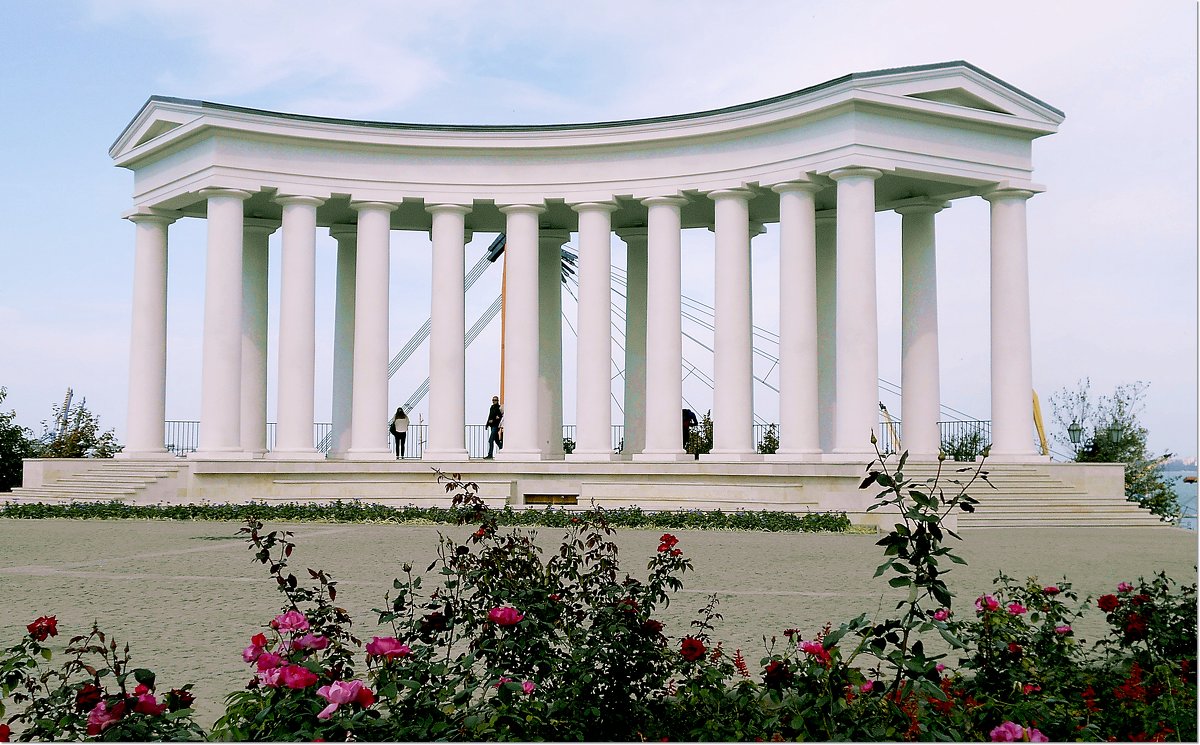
[0,0,1195,459]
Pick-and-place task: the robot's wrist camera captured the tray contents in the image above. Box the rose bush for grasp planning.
[1,461,1194,741]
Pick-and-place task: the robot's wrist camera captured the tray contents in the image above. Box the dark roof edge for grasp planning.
[113,60,1063,153]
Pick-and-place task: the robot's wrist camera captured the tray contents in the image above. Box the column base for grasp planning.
[496,450,543,462]
[422,449,470,462]
[766,450,823,462]
[983,452,1049,464]
[189,449,255,461]
[567,451,617,463]
[702,451,763,462]
[633,451,693,462]
[116,450,179,460]
[324,450,350,460]
[265,450,326,461]
[344,449,395,461]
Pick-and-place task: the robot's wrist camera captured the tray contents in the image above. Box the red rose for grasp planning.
[1098,594,1120,612]
[641,619,664,635]
[76,682,104,711]
[680,636,707,662]
[657,534,679,553]
[1125,614,1149,641]
[1043,586,1060,595]
[1132,593,1151,606]
[251,633,268,648]
[166,688,195,711]
[134,693,168,716]
[279,664,319,689]
[355,686,375,707]
[26,616,58,641]
[763,660,793,689]
[0,723,11,742]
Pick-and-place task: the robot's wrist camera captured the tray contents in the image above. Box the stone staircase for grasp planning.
[4,462,187,504]
[899,462,1167,529]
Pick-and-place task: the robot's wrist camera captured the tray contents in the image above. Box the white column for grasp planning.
[985,188,1038,460]
[618,227,648,456]
[496,204,545,460]
[773,181,822,458]
[707,188,757,460]
[424,203,472,461]
[815,215,837,454]
[635,196,690,461]
[538,229,569,459]
[328,224,356,458]
[121,212,175,458]
[830,167,882,456]
[270,196,324,459]
[898,201,946,459]
[570,202,618,461]
[347,201,397,460]
[194,188,253,458]
[240,219,275,456]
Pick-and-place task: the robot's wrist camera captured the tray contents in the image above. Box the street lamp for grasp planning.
[1067,420,1082,448]
[1108,420,1125,444]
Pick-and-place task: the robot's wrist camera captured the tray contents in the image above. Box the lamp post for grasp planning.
[1067,420,1083,455]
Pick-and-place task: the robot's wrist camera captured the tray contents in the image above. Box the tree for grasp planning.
[0,387,41,491]
[1049,379,1180,523]
[686,410,714,456]
[38,395,122,459]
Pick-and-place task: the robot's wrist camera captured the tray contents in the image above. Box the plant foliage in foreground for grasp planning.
[0,499,851,533]
[0,455,1195,741]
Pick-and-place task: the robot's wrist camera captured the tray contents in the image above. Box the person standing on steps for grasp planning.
[485,396,503,459]
[390,407,409,459]
[682,407,699,450]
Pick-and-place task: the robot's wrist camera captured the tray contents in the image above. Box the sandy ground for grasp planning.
[0,519,1195,728]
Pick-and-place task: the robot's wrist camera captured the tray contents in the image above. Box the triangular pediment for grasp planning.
[133,119,185,148]
[905,87,1012,115]
[110,96,205,161]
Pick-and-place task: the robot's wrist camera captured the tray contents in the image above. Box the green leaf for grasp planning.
[937,627,965,648]
[888,576,912,588]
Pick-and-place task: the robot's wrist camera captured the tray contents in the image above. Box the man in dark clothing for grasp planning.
[682,408,699,450]
[486,396,503,458]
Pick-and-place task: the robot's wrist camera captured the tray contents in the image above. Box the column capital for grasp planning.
[329,223,357,240]
[198,187,254,201]
[771,180,822,195]
[350,200,399,213]
[498,203,546,216]
[828,167,883,182]
[125,210,179,226]
[707,187,755,202]
[243,217,280,236]
[615,226,648,242]
[425,202,472,216]
[275,194,325,208]
[894,198,949,216]
[982,187,1036,203]
[570,201,619,214]
[640,195,688,208]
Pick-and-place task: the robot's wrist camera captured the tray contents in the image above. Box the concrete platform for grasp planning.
[10,456,1167,529]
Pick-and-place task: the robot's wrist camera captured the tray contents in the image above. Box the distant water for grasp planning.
[1170,473,1198,530]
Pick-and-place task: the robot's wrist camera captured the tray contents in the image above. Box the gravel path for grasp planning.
[1,519,1194,728]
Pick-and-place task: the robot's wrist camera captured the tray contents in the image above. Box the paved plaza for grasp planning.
[1,519,1194,727]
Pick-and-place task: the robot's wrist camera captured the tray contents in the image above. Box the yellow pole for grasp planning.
[880,404,901,453]
[1032,389,1049,456]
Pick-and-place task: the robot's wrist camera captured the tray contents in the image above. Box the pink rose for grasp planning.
[1055,625,1072,635]
[1007,602,1027,615]
[255,652,284,671]
[522,680,536,695]
[134,692,167,716]
[296,633,329,650]
[366,636,412,660]
[316,679,369,719]
[494,676,512,689]
[256,667,282,688]
[488,606,525,627]
[799,640,831,666]
[936,663,946,673]
[271,610,310,633]
[1026,727,1049,742]
[859,681,874,693]
[989,721,1024,742]
[242,644,264,664]
[279,664,319,689]
[932,609,950,621]
[975,594,1000,613]
[86,701,123,736]
[1117,581,1134,593]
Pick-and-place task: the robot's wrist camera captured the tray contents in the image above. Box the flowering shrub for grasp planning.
[0,459,1194,741]
[0,619,202,741]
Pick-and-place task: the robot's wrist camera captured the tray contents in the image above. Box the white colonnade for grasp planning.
[114,62,1058,465]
